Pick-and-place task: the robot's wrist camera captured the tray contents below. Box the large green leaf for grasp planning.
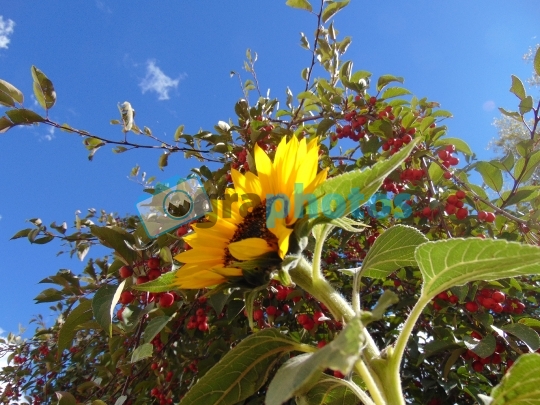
[376,74,404,91]
[360,225,428,278]
[0,79,24,104]
[322,1,350,23]
[57,299,93,358]
[500,324,540,352]
[266,318,364,405]
[296,376,363,405]
[131,343,153,363]
[415,239,540,299]
[510,75,526,100]
[179,329,298,405]
[286,0,313,12]
[5,109,45,125]
[309,139,419,219]
[92,281,125,337]
[433,137,473,156]
[480,353,540,405]
[143,316,171,344]
[90,225,138,265]
[475,161,503,192]
[31,65,56,110]
[514,150,540,183]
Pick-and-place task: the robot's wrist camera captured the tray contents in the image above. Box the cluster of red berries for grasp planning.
[381,126,416,155]
[477,210,496,223]
[186,306,210,332]
[463,339,510,373]
[465,289,525,314]
[12,355,27,364]
[150,385,173,405]
[444,190,468,219]
[438,145,460,167]
[296,311,326,331]
[399,167,425,184]
[335,110,368,141]
[382,177,405,194]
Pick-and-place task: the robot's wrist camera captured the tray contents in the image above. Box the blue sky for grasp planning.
[0,1,538,335]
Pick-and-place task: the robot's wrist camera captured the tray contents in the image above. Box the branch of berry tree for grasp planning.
[43,119,223,162]
[291,0,324,126]
[428,157,531,227]
[421,157,453,238]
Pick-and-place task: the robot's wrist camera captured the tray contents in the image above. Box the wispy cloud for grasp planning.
[483,100,496,112]
[139,60,185,100]
[96,0,112,14]
[40,126,55,142]
[0,214,3,221]
[0,16,15,49]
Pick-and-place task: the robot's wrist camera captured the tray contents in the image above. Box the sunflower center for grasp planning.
[223,202,278,265]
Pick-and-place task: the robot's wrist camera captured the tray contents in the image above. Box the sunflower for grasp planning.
[173,136,328,289]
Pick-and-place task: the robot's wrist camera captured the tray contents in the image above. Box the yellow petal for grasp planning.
[254,143,275,196]
[228,238,276,261]
[174,248,225,264]
[212,266,243,277]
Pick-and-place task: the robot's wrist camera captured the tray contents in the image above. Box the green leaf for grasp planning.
[55,391,77,405]
[0,79,24,104]
[514,150,540,183]
[297,375,364,405]
[433,137,473,156]
[143,316,171,344]
[5,109,45,125]
[497,186,540,207]
[367,120,393,138]
[475,161,503,192]
[57,299,93,358]
[10,228,32,240]
[0,90,15,107]
[377,74,404,91]
[381,86,411,99]
[415,239,540,300]
[266,318,364,405]
[179,329,298,405]
[510,75,526,100]
[0,116,13,133]
[487,353,540,405]
[321,0,350,23]
[34,288,64,303]
[519,96,534,115]
[309,139,419,218]
[90,225,137,265]
[92,281,125,337]
[428,160,444,184]
[158,152,169,171]
[360,225,428,278]
[131,343,153,363]
[286,0,312,12]
[464,334,496,359]
[500,324,540,352]
[498,107,522,121]
[316,118,335,137]
[31,66,56,110]
[518,318,540,330]
[132,271,177,293]
[431,109,453,118]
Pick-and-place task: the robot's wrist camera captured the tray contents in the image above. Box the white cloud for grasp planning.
[0,214,3,221]
[139,60,184,100]
[40,126,55,142]
[483,100,496,112]
[0,16,15,49]
[96,0,112,14]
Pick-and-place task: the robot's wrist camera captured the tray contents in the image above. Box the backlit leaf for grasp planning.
[286,0,313,12]
[131,343,153,363]
[31,66,56,110]
[360,225,428,278]
[92,281,125,337]
[415,239,540,299]
[57,299,93,358]
[0,79,24,104]
[510,75,526,100]
[475,161,503,192]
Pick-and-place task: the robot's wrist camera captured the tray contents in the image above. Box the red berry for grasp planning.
[456,207,468,220]
[148,269,161,281]
[136,276,149,285]
[151,363,159,370]
[147,257,160,269]
[478,211,487,221]
[422,207,432,217]
[456,190,466,200]
[333,370,345,379]
[198,322,209,332]
[485,212,496,222]
[438,150,450,160]
[515,302,526,314]
[447,195,458,205]
[266,306,277,316]
[302,319,315,331]
[313,311,325,325]
[445,144,456,153]
[196,308,205,316]
[117,307,125,322]
[471,331,482,340]
[492,303,504,313]
[492,291,505,303]
[119,291,135,305]
[176,225,189,237]
[443,171,452,180]
[119,266,133,278]
[448,156,459,166]
[317,340,327,348]
[465,302,479,312]
[198,296,207,304]
[480,289,492,298]
[369,96,377,105]
[159,293,175,308]
[472,361,484,372]
[482,297,495,309]
[445,204,457,215]
[253,309,264,321]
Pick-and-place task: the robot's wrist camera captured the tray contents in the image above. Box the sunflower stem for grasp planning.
[289,257,381,361]
[311,224,333,282]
